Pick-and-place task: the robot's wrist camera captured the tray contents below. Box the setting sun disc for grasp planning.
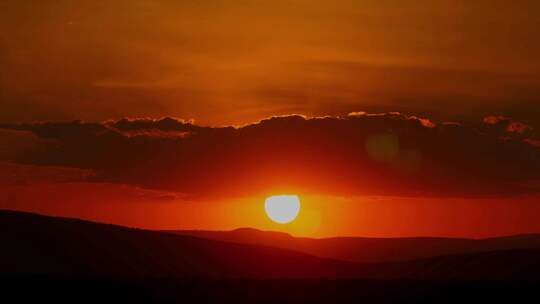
[264,195,301,224]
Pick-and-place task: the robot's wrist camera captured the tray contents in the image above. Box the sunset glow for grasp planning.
[1,0,540,242]
[3,1,540,300]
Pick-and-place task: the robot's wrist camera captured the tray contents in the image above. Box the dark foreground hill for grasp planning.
[2,210,540,303]
[169,227,540,263]
[2,210,540,281]
[3,277,539,304]
[0,210,362,278]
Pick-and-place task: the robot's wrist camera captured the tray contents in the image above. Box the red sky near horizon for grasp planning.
[1,0,540,238]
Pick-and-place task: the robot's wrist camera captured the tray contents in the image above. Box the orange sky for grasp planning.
[1,1,540,238]
[2,0,540,126]
[2,179,540,238]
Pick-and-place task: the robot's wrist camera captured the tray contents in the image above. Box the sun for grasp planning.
[264,195,301,224]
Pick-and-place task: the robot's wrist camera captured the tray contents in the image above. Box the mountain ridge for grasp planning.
[2,209,540,281]
[166,227,540,263]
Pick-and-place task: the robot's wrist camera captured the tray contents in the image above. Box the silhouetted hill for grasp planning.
[2,210,540,281]
[0,210,362,279]
[382,249,540,280]
[168,228,540,263]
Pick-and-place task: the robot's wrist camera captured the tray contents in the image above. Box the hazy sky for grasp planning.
[2,0,540,126]
[2,1,540,237]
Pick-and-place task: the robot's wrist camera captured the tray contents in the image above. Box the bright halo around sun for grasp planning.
[264,195,301,224]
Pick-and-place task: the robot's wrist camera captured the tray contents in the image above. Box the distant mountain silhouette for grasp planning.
[168,228,540,263]
[380,249,540,280]
[0,210,361,278]
[2,210,540,281]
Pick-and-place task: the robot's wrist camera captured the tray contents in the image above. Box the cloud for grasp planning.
[481,115,538,148]
[1,113,540,198]
[483,115,534,133]
[525,139,540,149]
[0,161,92,185]
[2,1,540,127]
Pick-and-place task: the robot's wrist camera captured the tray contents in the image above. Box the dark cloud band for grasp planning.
[1,113,539,198]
